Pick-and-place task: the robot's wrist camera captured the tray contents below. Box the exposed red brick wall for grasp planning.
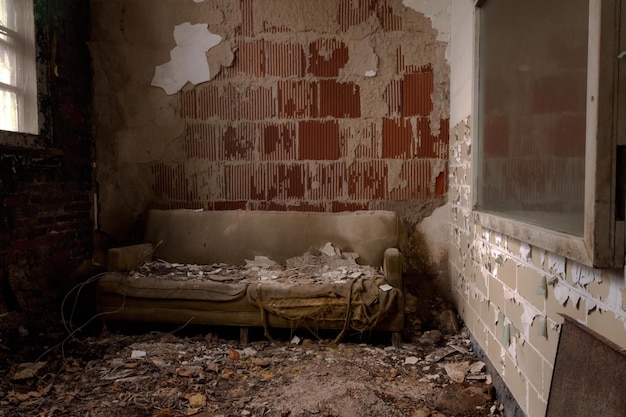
[142,0,450,214]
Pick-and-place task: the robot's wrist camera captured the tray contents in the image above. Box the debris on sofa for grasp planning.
[130,242,384,286]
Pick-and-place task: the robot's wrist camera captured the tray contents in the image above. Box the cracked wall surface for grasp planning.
[448,2,626,416]
[91,0,451,273]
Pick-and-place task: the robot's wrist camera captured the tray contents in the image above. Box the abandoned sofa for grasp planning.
[96,209,404,344]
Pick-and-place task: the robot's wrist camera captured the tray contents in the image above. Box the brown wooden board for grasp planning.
[546,315,626,417]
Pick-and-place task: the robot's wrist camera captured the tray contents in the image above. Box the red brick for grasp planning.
[415,117,450,159]
[198,84,240,120]
[240,86,275,120]
[223,123,257,160]
[265,42,306,77]
[224,164,265,200]
[340,123,379,159]
[266,163,306,200]
[233,39,265,77]
[331,201,368,212]
[347,160,388,200]
[298,120,340,160]
[338,0,371,32]
[384,80,402,116]
[382,117,413,158]
[185,122,221,160]
[309,39,349,77]
[209,201,247,210]
[252,201,326,212]
[180,89,197,118]
[435,169,447,196]
[319,80,361,118]
[278,80,319,119]
[402,71,434,116]
[307,162,346,200]
[387,160,431,200]
[260,122,297,161]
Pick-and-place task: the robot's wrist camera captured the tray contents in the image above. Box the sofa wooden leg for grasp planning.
[391,331,402,348]
[240,326,249,345]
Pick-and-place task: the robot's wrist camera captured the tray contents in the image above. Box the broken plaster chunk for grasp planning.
[320,242,339,257]
[245,256,278,267]
[364,70,376,77]
[443,361,471,383]
[404,356,419,365]
[469,361,485,374]
[131,350,147,359]
[379,284,393,292]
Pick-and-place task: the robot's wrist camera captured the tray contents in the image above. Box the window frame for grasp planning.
[0,0,40,145]
[472,0,624,268]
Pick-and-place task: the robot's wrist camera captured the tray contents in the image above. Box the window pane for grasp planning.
[0,89,17,131]
[0,41,16,85]
[0,0,16,31]
[478,0,588,236]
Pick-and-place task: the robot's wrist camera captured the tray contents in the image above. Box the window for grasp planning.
[474,0,625,267]
[0,0,37,134]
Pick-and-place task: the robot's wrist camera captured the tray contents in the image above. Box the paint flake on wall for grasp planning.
[152,23,222,95]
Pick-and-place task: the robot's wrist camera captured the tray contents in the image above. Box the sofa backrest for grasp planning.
[144,209,400,267]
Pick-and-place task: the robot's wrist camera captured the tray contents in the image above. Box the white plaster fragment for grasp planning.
[519,243,531,262]
[507,335,517,364]
[494,309,501,325]
[553,283,570,306]
[571,262,601,287]
[364,70,376,77]
[607,274,626,312]
[152,61,187,95]
[569,291,581,308]
[546,253,565,278]
[152,23,222,95]
[503,288,515,302]
[520,305,539,338]
[586,298,597,312]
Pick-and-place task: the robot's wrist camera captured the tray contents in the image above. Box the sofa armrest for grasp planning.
[107,243,154,272]
[383,248,402,289]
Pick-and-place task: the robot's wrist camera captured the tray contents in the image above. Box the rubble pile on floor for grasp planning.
[0,326,501,417]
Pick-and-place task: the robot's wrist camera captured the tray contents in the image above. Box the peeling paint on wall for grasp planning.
[152,23,223,94]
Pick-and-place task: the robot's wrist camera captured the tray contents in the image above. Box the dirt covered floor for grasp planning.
[0,279,504,417]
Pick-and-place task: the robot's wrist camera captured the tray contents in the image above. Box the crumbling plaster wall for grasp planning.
[91,0,452,276]
[449,2,626,417]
